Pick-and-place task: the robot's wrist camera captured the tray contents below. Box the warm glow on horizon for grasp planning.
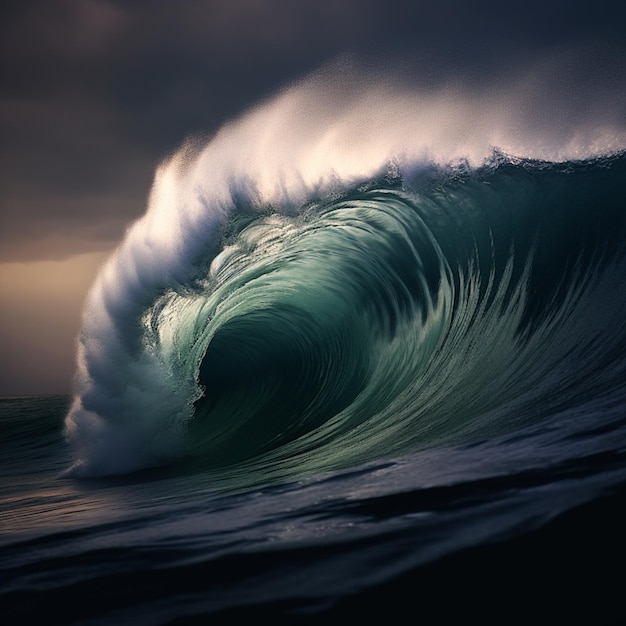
[0,252,109,395]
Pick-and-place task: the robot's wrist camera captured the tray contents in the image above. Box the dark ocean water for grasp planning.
[2,392,626,624]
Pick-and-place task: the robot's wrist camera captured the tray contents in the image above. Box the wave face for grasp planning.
[64,70,626,481]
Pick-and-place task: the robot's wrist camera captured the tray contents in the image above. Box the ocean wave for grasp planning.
[64,68,626,480]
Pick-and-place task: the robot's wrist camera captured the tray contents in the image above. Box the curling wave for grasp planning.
[64,68,626,480]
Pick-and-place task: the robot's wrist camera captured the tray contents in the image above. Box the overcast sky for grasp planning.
[1,0,625,394]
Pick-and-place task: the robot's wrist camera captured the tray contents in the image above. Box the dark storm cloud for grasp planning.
[1,0,625,261]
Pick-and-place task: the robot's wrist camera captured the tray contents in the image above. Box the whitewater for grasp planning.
[2,65,626,623]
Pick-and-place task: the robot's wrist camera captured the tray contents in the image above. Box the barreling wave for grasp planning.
[64,66,626,480]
